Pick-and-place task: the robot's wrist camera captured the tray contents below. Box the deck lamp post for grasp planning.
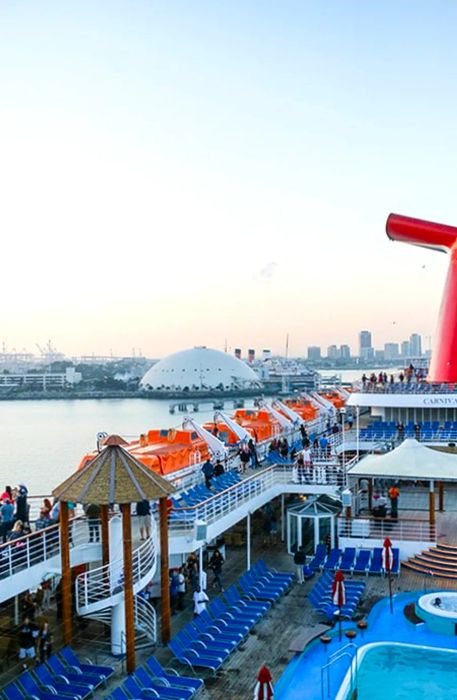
[340,408,347,486]
[356,406,360,460]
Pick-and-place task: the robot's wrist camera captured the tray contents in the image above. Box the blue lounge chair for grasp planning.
[4,681,67,700]
[47,654,99,690]
[210,596,260,625]
[110,687,145,700]
[59,646,115,681]
[238,575,281,603]
[224,585,270,613]
[353,550,371,574]
[176,627,234,656]
[369,548,383,574]
[19,672,81,700]
[207,600,255,630]
[391,548,400,575]
[197,609,247,640]
[308,544,327,571]
[168,638,223,675]
[323,548,342,571]
[255,559,294,584]
[133,668,191,700]
[144,656,204,694]
[123,678,160,699]
[34,664,92,699]
[340,548,356,573]
[245,568,288,594]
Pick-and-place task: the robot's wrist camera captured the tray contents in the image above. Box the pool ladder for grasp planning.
[321,641,358,700]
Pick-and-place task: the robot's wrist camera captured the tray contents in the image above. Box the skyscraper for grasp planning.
[384,343,399,360]
[409,333,422,357]
[307,346,321,361]
[401,340,411,358]
[340,344,351,360]
[327,345,340,360]
[359,330,373,361]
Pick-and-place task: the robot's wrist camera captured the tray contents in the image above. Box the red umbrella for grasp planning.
[254,665,274,700]
[332,570,345,640]
[383,537,394,612]
[332,569,346,607]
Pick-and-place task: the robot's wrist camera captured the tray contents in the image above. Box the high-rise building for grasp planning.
[307,346,321,361]
[359,330,373,361]
[340,344,351,360]
[384,342,399,360]
[401,340,411,358]
[327,345,340,360]
[410,333,422,357]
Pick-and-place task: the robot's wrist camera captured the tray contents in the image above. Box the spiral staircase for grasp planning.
[75,517,158,653]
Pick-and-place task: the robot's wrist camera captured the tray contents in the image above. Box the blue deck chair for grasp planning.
[238,576,281,603]
[110,688,140,700]
[340,548,356,573]
[239,573,283,599]
[224,585,270,613]
[19,672,81,700]
[308,544,327,571]
[3,681,66,700]
[176,626,234,656]
[168,638,223,675]
[122,678,160,699]
[247,567,288,594]
[254,559,294,585]
[353,550,371,574]
[144,656,203,694]
[197,609,247,640]
[210,596,260,625]
[133,668,191,700]
[207,600,255,631]
[47,654,100,690]
[323,548,342,571]
[34,663,92,699]
[59,646,115,681]
[391,548,400,575]
[369,548,383,575]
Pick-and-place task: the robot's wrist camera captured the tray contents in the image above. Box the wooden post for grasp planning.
[159,497,171,644]
[100,504,110,568]
[120,503,135,674]
[429,480,436,541]
[438,481,445,512]
[59,501,72,644]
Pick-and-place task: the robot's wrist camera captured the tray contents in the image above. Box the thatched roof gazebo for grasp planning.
[53,435,175,673]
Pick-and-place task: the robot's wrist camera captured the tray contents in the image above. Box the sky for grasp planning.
[1,1,456,358]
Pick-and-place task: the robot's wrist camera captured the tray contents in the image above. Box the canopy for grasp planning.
[347,438,457,482]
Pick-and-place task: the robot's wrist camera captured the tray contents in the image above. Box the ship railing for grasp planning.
[0,515,92,579]
[167,463,344,534]
[75,528,156,612]
[337,515,436,542]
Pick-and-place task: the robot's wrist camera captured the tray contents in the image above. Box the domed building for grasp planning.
[140,346,262,394]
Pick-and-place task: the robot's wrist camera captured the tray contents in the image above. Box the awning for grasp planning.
[347,438,457,482]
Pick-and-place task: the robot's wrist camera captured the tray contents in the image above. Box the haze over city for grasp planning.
[1,2,455,357]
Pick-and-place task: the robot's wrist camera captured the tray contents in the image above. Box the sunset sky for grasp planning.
[1,1,456,358]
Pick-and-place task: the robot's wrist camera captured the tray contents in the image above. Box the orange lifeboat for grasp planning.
[319,391,346,409]
[77,428,210,477]
[281,398,318,422]
[230,409,281,442]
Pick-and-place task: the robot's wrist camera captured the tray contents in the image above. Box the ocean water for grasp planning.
[0,397,254,495]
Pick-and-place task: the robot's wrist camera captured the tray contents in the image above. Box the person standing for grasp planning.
[15,484,29,524]
[18,615,38,668]
[192,586,209,618]
[136,500,151,541]
[388,485,400,520]
[1,497,14,543]
[213,460,225,477]
[84,503,101,543]
[208,549,224,591]
[177,567,186,611]
[248,438,259,468]
[169,569,180,615]
[201,458,214,489]
[293,547,306,584]
[239,444,250,474]
[38,620,53,663]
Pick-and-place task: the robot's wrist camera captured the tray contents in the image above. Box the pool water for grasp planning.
[349,643,457,700]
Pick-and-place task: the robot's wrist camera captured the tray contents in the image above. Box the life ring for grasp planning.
[168,428,177,442]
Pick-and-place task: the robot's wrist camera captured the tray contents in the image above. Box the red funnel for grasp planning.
[386,213,457,383]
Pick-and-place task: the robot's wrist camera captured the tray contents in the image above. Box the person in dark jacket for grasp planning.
[213,460,225,477]
[208,549,224,591]
[202,459,214,489]
[136,500,151,540]
[15,484,29,524]
[293,547,306,583]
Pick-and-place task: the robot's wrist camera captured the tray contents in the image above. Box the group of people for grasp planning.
[361,365,426,391]
[17,587,54,668]
[201,457,226,489]
[168,548,225,616]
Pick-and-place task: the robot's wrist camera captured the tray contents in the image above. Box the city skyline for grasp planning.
[1,3,455,356]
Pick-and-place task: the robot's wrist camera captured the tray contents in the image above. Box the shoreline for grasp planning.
[0,389,268,402]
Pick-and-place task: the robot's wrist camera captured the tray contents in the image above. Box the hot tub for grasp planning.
[416,592,457,635]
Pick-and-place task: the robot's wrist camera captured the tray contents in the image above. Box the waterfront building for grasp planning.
[340,344,351,360]
[410,333,422,357]
[307,346,321,361]
[358,330,373,361]
[384,342,399,360]
[401,340,411,358]
[327,344,340,360]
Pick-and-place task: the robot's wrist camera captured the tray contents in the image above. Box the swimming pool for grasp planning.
[336,642,457,700]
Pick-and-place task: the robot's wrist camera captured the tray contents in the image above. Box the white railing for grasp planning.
[337,516,436,543]
[167,462,344,535]
[75,532,156,614]
[0,515,93,579]
[134,595,157,644]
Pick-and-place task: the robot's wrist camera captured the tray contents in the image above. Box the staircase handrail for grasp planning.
[75,531,156,612]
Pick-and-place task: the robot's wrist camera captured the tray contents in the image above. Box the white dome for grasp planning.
[140,347,261,392]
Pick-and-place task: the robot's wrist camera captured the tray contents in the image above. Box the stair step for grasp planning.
[402,561,457,580]
[414,555,457,571]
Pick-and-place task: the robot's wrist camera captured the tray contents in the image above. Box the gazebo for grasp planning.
[347,438,457,526]
[52,434,175,673]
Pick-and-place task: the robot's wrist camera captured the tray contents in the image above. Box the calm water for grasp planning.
[0,397,255,495]
[354,644,457,700]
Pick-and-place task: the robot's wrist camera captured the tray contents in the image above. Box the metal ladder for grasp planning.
[320,641,358,700]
